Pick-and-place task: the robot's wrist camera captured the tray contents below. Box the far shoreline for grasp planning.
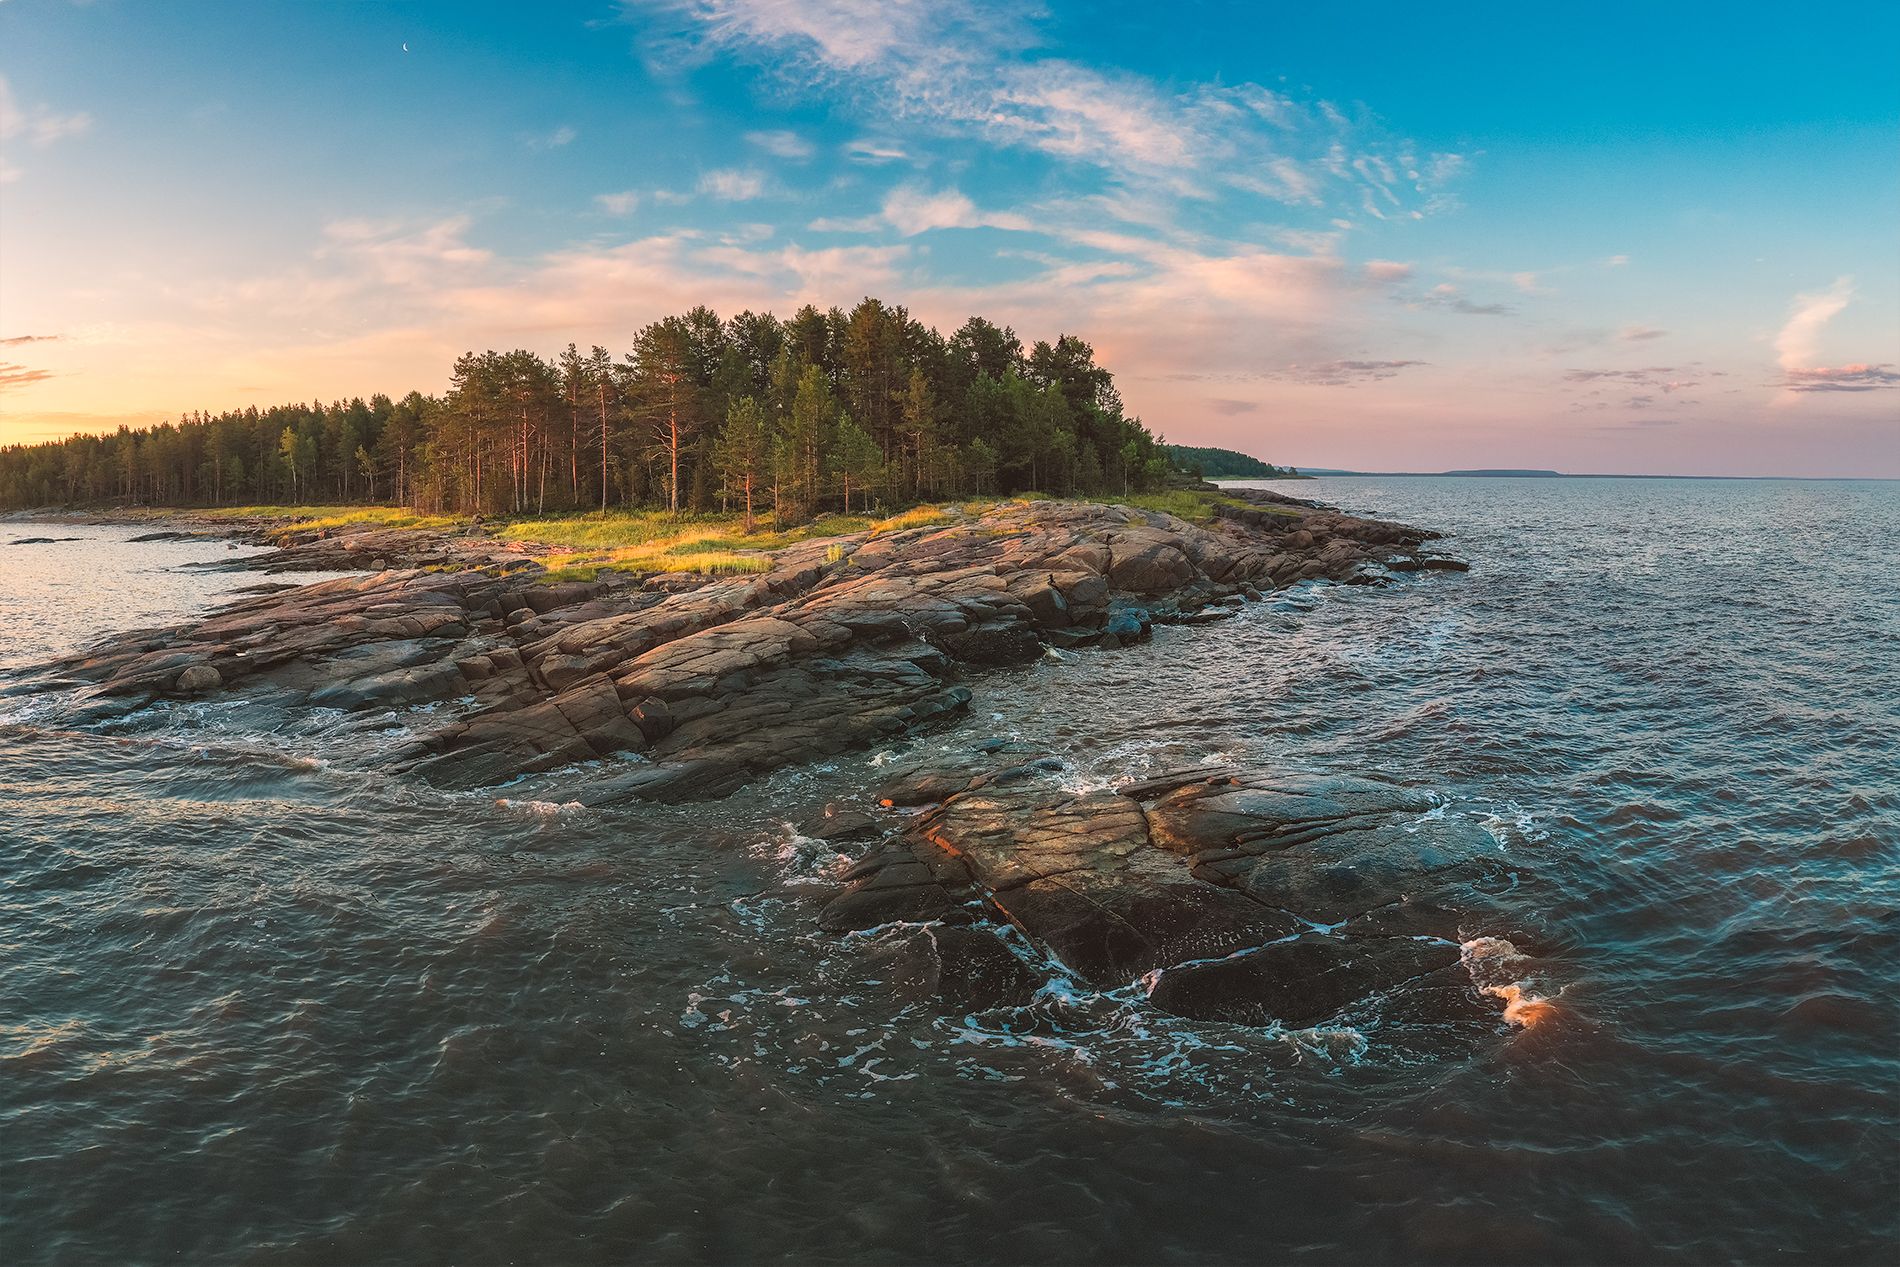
[1247,471,1899,482]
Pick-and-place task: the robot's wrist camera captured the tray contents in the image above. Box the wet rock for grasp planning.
[1114,767,1231,801]
[877,765,980,808]
[799,806,883,844]
[816,845,975,932]
[1146,934,1461,1027]
[987,758,1064,786]
[934,620,1043,665]
[818,765,1517,1031]
[308,662,464,710]
[1100,608,1150,645]
[889,925,1044,1010]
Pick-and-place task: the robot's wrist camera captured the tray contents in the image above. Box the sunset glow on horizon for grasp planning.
[3,0,1896,476]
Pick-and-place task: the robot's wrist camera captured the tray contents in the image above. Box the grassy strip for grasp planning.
[155,489,1292,583]
[1120,489,1302,522]
[515,504,970,583]
[195,505,465,538]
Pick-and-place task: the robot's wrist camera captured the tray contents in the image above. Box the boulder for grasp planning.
[1106,536,1196,593]
[877,765,980,808]
[798,807,883,844]
[934,619,1043,665]
[175,664,222,693]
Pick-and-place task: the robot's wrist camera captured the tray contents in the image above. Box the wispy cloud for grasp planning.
[644,0,1464,214]
[1157,354,1429,387]
[595,190,641,214]
[843,137,910,164]
[745,128,814,159]
[1206,398,1259,415]
[1782,363,1900,392]
[807,213,884,233]
[1619,325,1668,342]
[1564,366,1703,390]
[0,334,62,346]
[1775,276,1853,370]
[1282,358,1427,386]
[880,186,1032,235]
[1563,364,1716,412]
[0,363,56,390]
[698,167,765,200]
[528,124,578,149]
[315,216,493,285]
[0,74,92,181]
[1406,283,1510,316]
[0,76,93,147]
[1769,277,1896,394]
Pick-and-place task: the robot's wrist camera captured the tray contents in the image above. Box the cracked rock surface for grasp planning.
[818,764,1517,1029]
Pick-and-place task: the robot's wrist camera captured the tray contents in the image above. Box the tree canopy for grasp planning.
[1162,445,1297,480]
[0,299,1178,518]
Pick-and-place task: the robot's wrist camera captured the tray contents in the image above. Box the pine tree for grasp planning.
[830,413,883,514]
[715,396,770,533]
[965,437,998,495]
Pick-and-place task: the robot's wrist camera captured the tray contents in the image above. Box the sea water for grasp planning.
[2,478,1894,1263]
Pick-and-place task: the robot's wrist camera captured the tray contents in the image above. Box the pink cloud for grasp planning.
[1781,363,1900,392]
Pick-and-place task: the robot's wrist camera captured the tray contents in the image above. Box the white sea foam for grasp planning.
[1460,936,1559,1027]
[495,797,584,817]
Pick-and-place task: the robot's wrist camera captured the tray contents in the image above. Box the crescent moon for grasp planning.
[402,43,410,52]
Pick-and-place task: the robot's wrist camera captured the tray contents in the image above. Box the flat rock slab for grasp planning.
[818,765,1518,1030]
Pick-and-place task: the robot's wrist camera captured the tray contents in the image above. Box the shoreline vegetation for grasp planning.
[1,298,1295,518]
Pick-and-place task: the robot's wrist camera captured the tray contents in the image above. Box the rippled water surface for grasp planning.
[3,479,1896,1264]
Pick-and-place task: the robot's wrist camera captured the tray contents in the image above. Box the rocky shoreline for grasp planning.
[14,486,1529,1033]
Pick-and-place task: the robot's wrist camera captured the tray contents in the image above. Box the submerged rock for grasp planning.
[816,766,1518,1030]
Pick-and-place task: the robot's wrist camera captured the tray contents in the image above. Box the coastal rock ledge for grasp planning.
[816,764,1521,1030]
[41,491,1453,802]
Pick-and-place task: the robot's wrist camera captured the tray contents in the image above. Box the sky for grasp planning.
[1,0,1896,476]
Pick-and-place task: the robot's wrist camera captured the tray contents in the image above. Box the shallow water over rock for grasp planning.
[3,477,1896,1264]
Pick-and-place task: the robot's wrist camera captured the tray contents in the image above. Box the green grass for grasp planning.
[492,505,977,583]
[868,504,959,533]
[1121,489,1303,522]
[195,505,465,537]
[1121,490,1225,521]
[538,550,774,583]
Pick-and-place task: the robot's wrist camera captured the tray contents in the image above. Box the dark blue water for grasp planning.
[3,478,1896,1264]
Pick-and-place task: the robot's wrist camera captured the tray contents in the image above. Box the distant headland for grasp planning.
[1284,468,1878,481]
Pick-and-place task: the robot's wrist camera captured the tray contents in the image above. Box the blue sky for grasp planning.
[2,0,1896,474]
